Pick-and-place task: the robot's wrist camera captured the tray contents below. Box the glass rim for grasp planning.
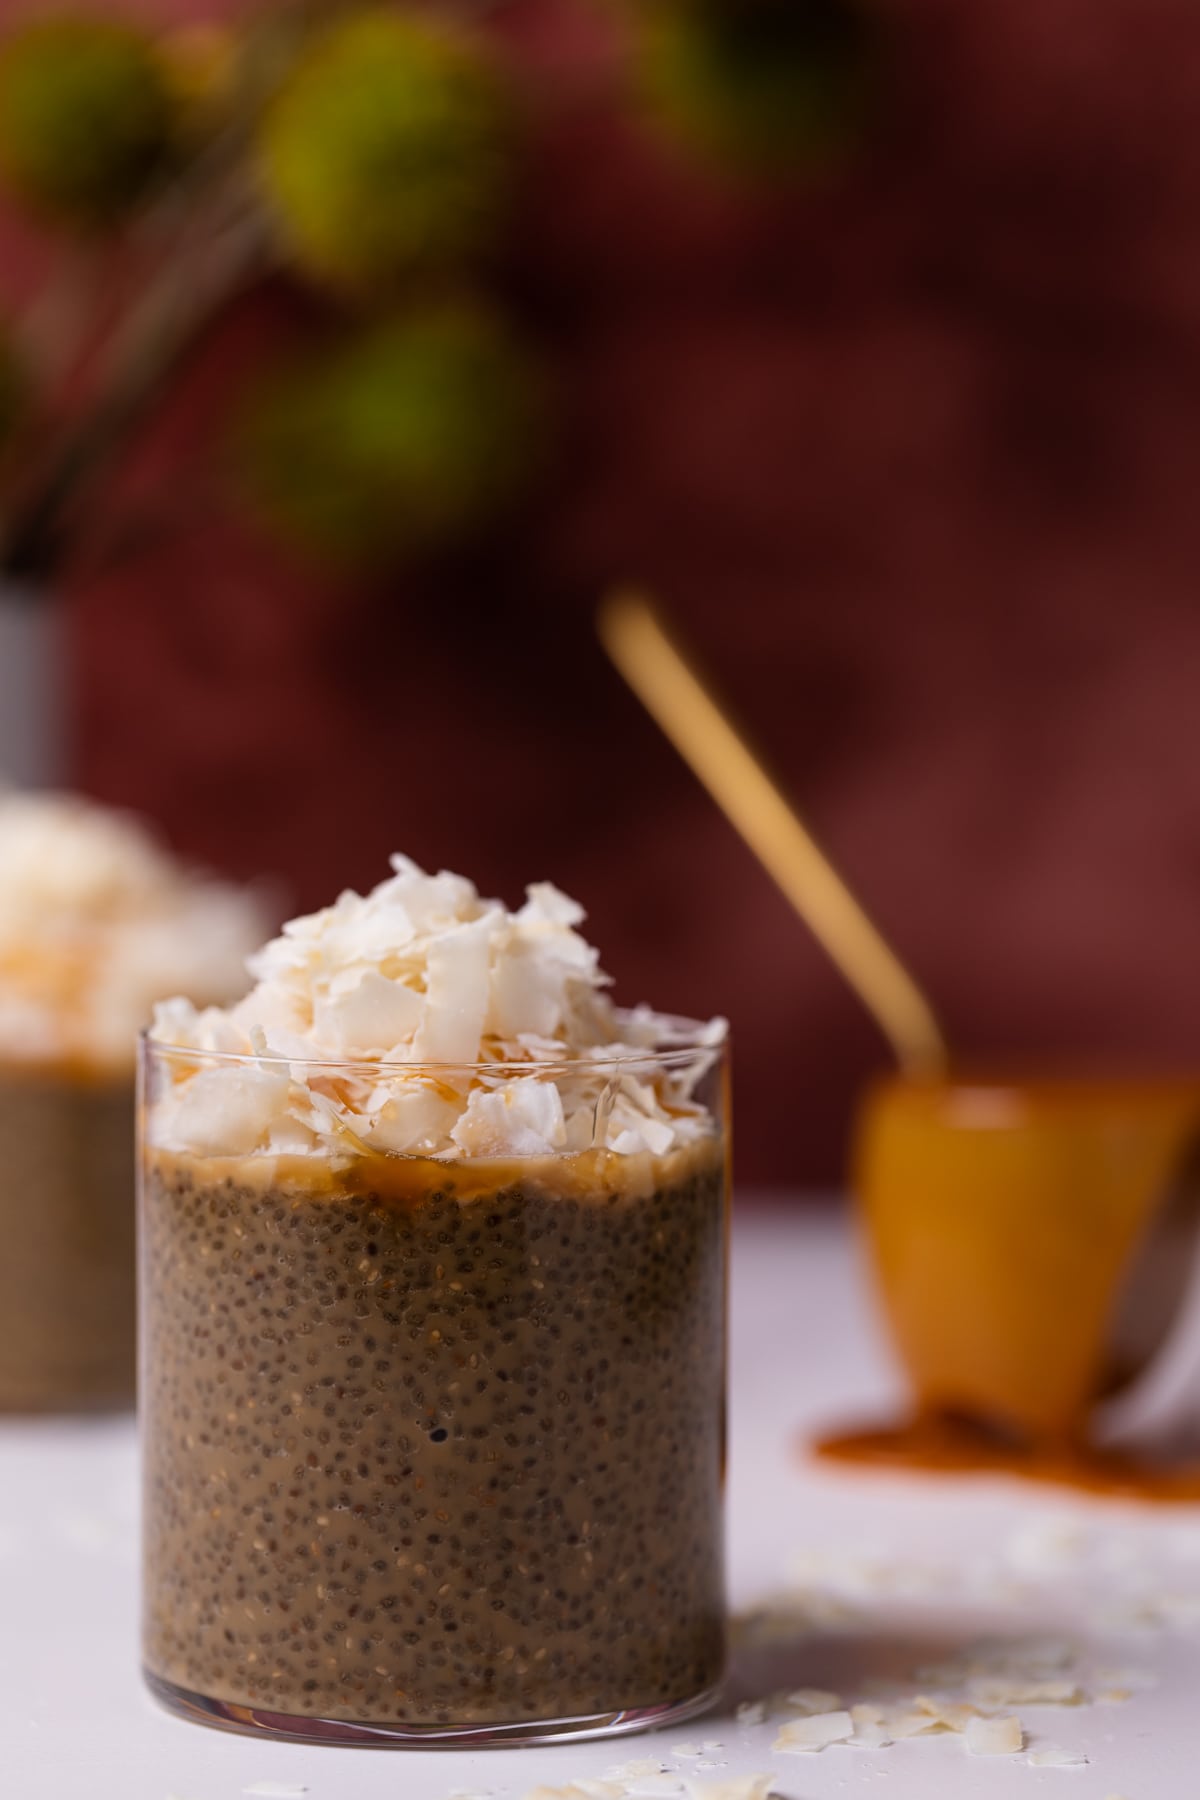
[140,1010,728,1080]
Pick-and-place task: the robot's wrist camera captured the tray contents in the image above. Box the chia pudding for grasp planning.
[0,1061,134,1411]
[0,792,266,1411]
[140,856,730,1740]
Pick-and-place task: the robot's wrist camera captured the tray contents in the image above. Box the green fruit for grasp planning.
[639,0,876,176]
[259,9,513,291]
[0,15,176,225]
[237,305,544,565]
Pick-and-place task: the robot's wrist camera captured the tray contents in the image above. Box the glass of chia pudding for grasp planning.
[0,792,265,1412]
[139,857,729,1744]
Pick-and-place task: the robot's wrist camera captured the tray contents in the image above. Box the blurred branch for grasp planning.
[11,245,108,395]
[0,0,535,588]
[0,201,272,581]
[0,2,308,586]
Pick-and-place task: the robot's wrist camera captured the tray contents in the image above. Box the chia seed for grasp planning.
[140,1142,727,1727]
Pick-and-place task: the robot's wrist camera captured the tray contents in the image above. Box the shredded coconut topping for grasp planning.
[149,855,726,1160]
[0,791,267,1071]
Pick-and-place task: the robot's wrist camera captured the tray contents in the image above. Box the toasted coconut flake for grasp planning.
[522,1786,625,1800]
[735,1700,767,1727]
[773,1710,854,1752]
[968,1676,1083,1708]
[783,1687,841,1715]
[154,1062,293,1156]
[0,792,269,1068]
[912,1696,979,1732]
[965,1714,1023,1756]
[848,1705,892,1747]
[451,1076,567,1156]
[850,1703,886,1725]
[887,1707,946,1739]
[313,969,424,1053]
[681,1777,776,1800]
[151,855,724,1159]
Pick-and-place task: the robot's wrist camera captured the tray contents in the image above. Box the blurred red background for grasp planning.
[5,0,1200,1185]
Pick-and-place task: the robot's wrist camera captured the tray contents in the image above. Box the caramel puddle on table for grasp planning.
[814,1412,1200,1503]
[822,1075,1200,1502]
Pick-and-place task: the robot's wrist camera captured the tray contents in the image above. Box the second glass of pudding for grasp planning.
[140,863,729,1745]
[0,792,267,1412]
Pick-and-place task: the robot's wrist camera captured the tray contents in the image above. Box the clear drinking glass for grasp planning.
[139,1026,729,1745]
[0,1062,135,1411]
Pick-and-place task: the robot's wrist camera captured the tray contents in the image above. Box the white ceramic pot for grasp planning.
[0,582,65,789]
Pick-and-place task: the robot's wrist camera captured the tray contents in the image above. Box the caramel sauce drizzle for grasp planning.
[820,1074,1200,1504]
[816,1413,1200,1504]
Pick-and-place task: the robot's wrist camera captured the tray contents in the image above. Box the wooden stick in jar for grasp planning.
[598,589,949,1075]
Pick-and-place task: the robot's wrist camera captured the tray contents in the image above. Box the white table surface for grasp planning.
[4,1205,1198,1800]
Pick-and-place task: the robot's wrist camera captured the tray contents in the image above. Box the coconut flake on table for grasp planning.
[847,1703,892,1747]
[772,1709,854,1751]
[522,1786,625,1800]
[682,1778,777,1800]
[909,1695,979,1733]
[149,855,726,1160]
[783,1687,842,1715]
[882,1705,952,1740]
[968,1674,1084,1707]
[964,1714,1023,1755]
[522,1785,627,1800]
